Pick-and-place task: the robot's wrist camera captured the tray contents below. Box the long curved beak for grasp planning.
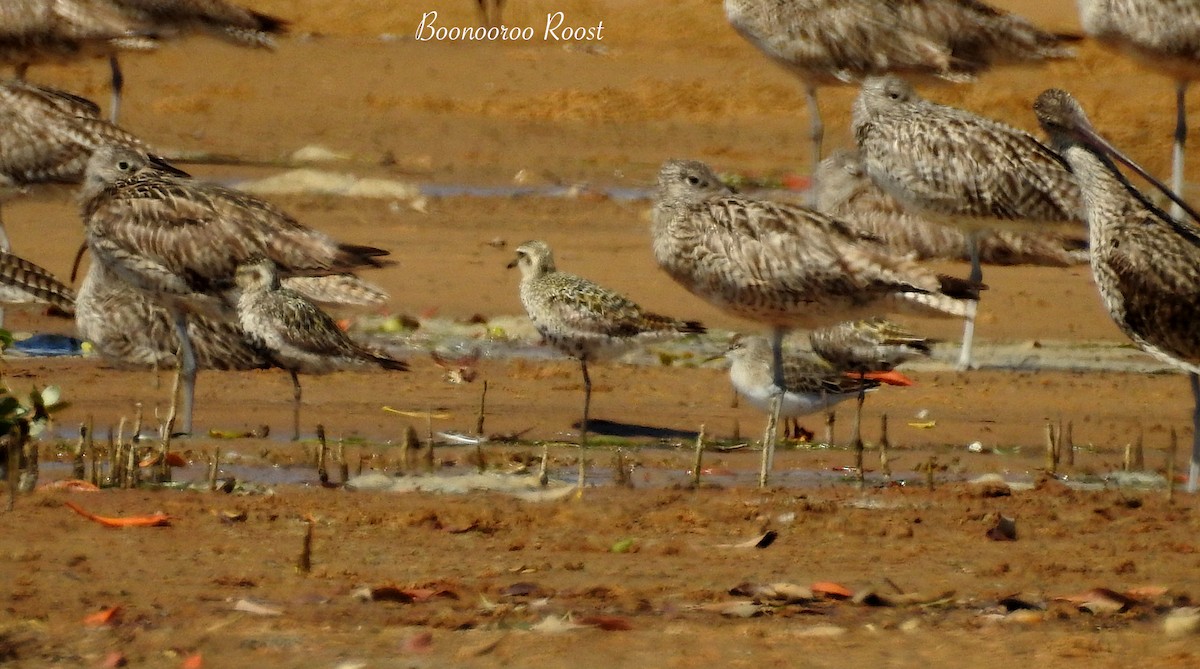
[505,258,518,269]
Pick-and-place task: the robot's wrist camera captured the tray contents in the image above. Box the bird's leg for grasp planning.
[578,358,591,490]
[804,82,823,207]
[169,309,196,435]
[109,55,124,124]
[957,232,982,371]
[1172,81,1189,222]
[290,370,302,442]
[759,327,786,487]
[1189,373,1199,493]
[824,410,835,446]
[853,372,865,486]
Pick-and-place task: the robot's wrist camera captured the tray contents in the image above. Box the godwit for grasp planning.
[0,248,76,316]
[508,239,706,489]
[652,158,979,485]
[0,79,144,251]
[0,0,152,76]
[1076,0,1200,220]
[852,75,1084,366]
[100,0,287,120]
[235,258,407,441]
[816,149,1089,267]
[1034,87,1200,493]
[80,145,390,435]
[724,0,1076,198]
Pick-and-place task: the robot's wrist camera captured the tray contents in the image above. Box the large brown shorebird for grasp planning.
[80,145,389,435]
[509,239,705,489]
[235,258,407,441]
[1076,0,1200,220]
[724,0,1076,197]
[652,158,979,485]
[1034,87,1200,493]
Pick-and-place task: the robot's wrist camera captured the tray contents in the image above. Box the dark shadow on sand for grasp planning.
[572,419,700,440]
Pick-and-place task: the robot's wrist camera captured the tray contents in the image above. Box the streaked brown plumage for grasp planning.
[652,158,977,484]
[1034,87,1200,492]
[0,248,75,314]
[80,145,390,434]
[725,335,880,416]
[853,75,1083,228]
[510,239,705,489]
[235,258,406,441]
[1077,0,1200,218]
[809,318,931,373]
[816,149,1088,266]
[0,0,152,74]
[724,0,1076,182]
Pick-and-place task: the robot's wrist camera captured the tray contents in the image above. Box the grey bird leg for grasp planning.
[109,55,124,124]
[1172,81,1189,222]
[290,370,302,442]
[852,372,865,483]
[578,358,590,490]
[169,309,196,434]
[957,232,983,371]
[1190,373,1199,493]
[824,410,835,447]
[804,82,823,207]
[759,327,786,487]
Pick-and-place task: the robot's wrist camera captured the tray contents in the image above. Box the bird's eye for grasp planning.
[685,175,700,186]
[117,160,131,170]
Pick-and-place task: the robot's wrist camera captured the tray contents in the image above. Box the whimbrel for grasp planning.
[724,0,1076,198]
[1077,0,1200,220]
[652,158,979,485]
[508,239,705,489]
[235,258,407,441]
[1035,87,1200,493]
[80,145,389,435]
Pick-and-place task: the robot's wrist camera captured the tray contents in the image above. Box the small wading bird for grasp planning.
[509,240,705,490]
[80,145,390,435]
[652,158,979,486]
[724,0,1077,199]
[1034,87,1200,493]
[235,258,408,441]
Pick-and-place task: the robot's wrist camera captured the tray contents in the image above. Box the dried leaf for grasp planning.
[729,582,813,603]
[219,510,248,523]
[38,479,99,492]
[1127,585,1169,599]
[986,515,1017,541]
[233,598,283,616]
[1164,608,1200,637]
[500,582,542,598]
[577,615,633,631]
[1054,587,1137,614]
[402,588,459,602]
[530,615,588,633]
[401,631,434,653]
[719,530,777,549]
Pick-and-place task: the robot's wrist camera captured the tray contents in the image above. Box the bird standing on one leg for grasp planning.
[509,240,705,490]
[235,258,407,441]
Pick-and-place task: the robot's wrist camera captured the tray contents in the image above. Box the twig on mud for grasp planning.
[114,417,126,488]
[879,414,891,481]
[87,416,98,487]
[297,516,314,574]
[159,414,175,484]
[691,424,705,489]
[1064,420,1075,468]
[538,444,549,487]
[132,402,143,445]
[316,425,329,485]
[73,423,87,480]
[613,448,632,488]
[336,440,349,485]
[208,447,221,492]
[424,410,435,473]
[401,425,418,473]
[476,380,488,437]
[1044,421,1058,475]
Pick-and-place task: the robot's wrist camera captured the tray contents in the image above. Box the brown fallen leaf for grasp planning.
[354,586,415,603]
[729,582,814,604]
[402,631,434,653]
[233,598,283,616]
[84,606,121,627]
[986,515,1017,541]
[38,479,99,493]
[719,530,778,549]
[577,615,634,631]
[100,651,127,668]
[1054,587,1138,614]
[402,587,459,602]
[500,582,543,598]
[1126,585,1169,599]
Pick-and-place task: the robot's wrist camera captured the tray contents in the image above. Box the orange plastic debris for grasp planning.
[854,370,916,387]
[64,501,171,528]
[180,653,203,669]
[811,581,854,599]
[84,606,122,627]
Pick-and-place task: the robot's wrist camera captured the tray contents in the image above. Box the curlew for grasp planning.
[1034,87,1200,493]
[0,248,76,317]
[0,79,145,254]
[508,239,705,489]
[235,258,407,441]
[724,0,1076,198]
[79,145,390,435]
[652,158,979,485]
[1076,0,1200,220]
